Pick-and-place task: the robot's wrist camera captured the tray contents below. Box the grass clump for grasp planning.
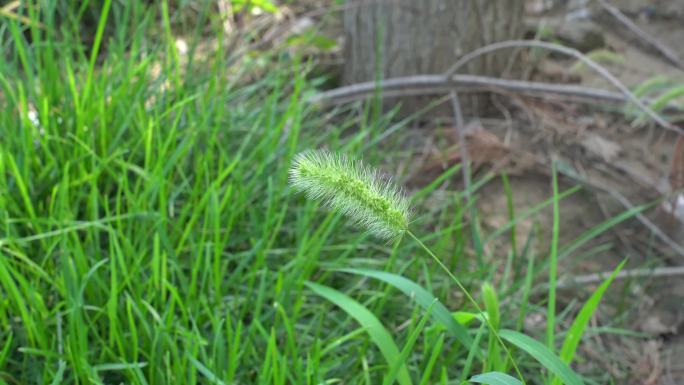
[0,2,640,384]
[290,149,526,382]
[289,150,637,385]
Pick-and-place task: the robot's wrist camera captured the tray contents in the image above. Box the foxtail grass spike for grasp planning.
[289,150,410,240]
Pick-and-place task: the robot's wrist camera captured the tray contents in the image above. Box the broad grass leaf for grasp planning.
[383,303,433,385]
[339,268,475,350]
[551,260,626,385]
[305,281,413,385]
[469,371,523,385]
[499,329,584,385]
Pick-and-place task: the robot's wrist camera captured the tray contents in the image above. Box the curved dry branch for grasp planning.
[307,74,631,105]
[444,39,682,135]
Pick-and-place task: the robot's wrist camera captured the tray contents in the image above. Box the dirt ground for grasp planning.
[462,1,684,383]
[295,0,684,382]
[369,0,684,382]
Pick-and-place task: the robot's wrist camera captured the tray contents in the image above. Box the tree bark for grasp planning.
[343,0,525,115]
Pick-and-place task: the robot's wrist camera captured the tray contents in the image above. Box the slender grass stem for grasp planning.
[547,162,559,350]
[407,230,525,383]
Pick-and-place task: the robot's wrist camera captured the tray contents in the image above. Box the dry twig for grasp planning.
[596,0,683,70]
[557,265,684,289]
[308,74,684,117]
[310,74,635,104]
[444,40,682,135]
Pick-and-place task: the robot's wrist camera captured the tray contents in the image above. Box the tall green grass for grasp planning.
[0,2,641,384]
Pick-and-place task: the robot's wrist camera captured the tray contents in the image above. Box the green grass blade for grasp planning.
[501,173,517,257]
[48,361,66,385]
[81,0,112,107]
[547,162,560,350]
[410,163,462,203]
[453,311,486,326]
[459,321,487,384]
[338,268,475,350]
[0,331,12,367]
[305,281,414,385]
[481,283,500,330]
[550,260,626,385]
[632,75,671,98]
[499,329,585,385]
[383,304,433,385]
[649,85,684,112]
[559,201,652,260]
[515,229,537,332]
[187,353,226,385]
[484,186,580,247]
[469,371,523,385]
[93,362,149,371]
[418,333,445,385]
[481,282,501,371]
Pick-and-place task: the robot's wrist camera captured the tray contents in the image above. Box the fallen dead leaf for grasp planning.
[422,122,540,176]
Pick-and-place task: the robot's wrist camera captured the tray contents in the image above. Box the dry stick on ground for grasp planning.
[556,265,684,289]
[558,165,684,258]
[442,39,684,258]
[445,43,684,271]
[596,0,684,70]
[607,189,684,257]
[595,193,642,256]
[308,74,684,116]
[314,39,684,256]
[313,41,682,134]
[308,74,634,105]
[444,40,683,135]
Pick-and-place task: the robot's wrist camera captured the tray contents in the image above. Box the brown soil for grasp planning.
[460,1,684,383]
[304,0,684,381]
[389,0,684,381]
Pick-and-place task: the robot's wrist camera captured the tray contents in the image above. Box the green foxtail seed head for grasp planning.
[289,150,411,240]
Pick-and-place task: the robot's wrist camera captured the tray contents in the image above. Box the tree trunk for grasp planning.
[343,0,525,116]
